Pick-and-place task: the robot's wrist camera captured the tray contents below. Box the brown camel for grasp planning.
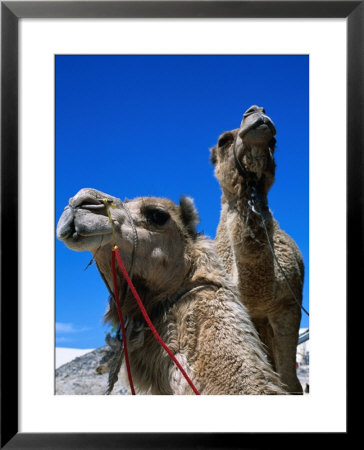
[57,188,285,395]
[210,105,305,394]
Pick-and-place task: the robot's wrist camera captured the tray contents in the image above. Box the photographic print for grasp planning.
[2,0,355,442]
[55,55,309,395]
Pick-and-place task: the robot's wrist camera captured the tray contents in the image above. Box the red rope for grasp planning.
[112,246,200,395]
[111,250,136,395]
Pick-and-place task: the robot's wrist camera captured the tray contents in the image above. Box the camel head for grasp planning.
[57,188,200,321]
[210,105,277,197]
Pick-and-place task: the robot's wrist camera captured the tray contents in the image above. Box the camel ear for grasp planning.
[210,146,217,166]
[179,196,200,237]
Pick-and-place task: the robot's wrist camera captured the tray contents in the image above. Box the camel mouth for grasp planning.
[57,205,113,250]
[239,114,276,140]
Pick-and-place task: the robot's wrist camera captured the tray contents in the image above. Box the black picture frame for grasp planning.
[1,1,358,448]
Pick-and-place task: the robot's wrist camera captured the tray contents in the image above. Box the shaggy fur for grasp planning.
[210,106,305,394]
[57,188,285,395]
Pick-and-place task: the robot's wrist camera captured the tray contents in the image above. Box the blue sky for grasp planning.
[55,55,309,349]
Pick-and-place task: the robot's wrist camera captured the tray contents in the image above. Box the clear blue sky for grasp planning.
[56,55,309,349]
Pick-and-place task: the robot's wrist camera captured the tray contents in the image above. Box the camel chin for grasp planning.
[240,124,275,147]
[240,140,273,179]
[61,232,112,252]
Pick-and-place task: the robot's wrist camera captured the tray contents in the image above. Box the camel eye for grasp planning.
[145,209,170,226]
[218,132,233,148]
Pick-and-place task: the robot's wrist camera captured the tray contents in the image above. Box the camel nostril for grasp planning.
[243,105,266,118]
[70,190,105,209]
[244,105,260,116]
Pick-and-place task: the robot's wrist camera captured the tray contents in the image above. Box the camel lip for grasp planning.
[73,230,113,239]
[56,206,75,240]
[60,230,113,252]
[58,228,112,242]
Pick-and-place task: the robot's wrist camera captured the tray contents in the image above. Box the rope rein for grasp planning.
[111,249,136,394]
[103,198,136,394]
[112,246,200,395]
[249,187,309,317]
[104,199,200,395]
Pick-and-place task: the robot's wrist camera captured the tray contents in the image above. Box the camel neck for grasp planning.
[225,180,270,219]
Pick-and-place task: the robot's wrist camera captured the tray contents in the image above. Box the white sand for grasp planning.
[56,347,95,368]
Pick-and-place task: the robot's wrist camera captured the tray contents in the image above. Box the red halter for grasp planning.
[111,245,200,395]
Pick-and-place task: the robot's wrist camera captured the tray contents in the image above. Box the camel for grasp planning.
[57,188,285,395]
[210,105,305,394]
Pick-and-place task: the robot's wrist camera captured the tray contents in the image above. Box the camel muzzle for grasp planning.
[57,205,113,241]
[239,105,276,140]
[57,189,120,251]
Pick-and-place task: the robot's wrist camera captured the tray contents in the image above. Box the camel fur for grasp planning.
[57,188,285,395]
[210,105,305,394]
